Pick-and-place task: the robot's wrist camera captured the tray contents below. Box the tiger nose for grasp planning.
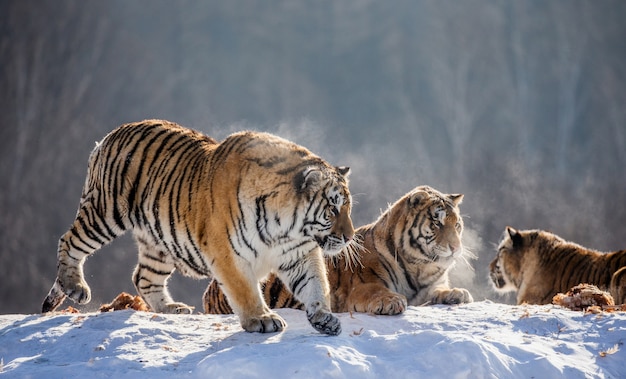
[449,241,461,254]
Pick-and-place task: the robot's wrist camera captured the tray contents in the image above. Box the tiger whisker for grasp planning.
[458,254,475,271]
[341,234,366,272]
[462,246,478,260]
[461,246,477,260]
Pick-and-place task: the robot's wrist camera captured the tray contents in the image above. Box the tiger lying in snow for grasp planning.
[490,227,626,305]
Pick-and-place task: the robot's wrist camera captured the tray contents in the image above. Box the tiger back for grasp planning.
[204,185,474,315]
[42,119,356,335]
[489,227,626,305]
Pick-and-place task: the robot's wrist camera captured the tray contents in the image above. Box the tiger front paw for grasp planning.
[240,312,286,333]
[164,302,195,314]
[307,309,341,336]
[366,293,407,315]
[431,288,473,305]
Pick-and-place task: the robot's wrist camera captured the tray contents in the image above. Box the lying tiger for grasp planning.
[490,227,626,305]
[42,119,356,335]
[204,185,474,315]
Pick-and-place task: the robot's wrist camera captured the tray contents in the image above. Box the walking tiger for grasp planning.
[42,119,356,335]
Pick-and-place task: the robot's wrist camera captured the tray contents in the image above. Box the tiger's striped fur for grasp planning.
[203,272,306,314]
[204,185,473,315]
[42,119,355,335]
[489,227,626,305]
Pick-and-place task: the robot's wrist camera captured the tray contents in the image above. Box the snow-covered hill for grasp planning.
[1,301,624,378]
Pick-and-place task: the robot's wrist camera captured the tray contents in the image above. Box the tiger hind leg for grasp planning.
[203,279,234,314]
[610,266,626,304]
[132,237,194,314]
[42,199,121,313]
[202,275,303,315]
[41,280,67,313]
[262,274,304,310]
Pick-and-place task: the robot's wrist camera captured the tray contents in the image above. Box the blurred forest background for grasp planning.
[1,1,625,313]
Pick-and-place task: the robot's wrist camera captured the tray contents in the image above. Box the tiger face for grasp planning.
[489,227,557,295]
[403,187,464,264]
[299,166,354,256]
[489,227,524,293]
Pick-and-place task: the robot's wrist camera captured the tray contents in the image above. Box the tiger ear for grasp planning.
[335,166,351,178]
[408,190,429,207]
[506,226,523,247]
[448,193,464,205]
[296,167,323,191]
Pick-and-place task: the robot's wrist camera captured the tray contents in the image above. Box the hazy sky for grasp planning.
[2,1,625,312]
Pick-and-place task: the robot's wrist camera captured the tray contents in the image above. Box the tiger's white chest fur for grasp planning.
[236,204,321,277]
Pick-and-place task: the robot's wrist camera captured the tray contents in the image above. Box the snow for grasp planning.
[1,301,624,378]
